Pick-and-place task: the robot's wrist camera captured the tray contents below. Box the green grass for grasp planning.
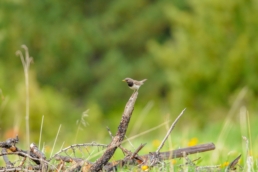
[102,107,257,171]
[1,107,257,171]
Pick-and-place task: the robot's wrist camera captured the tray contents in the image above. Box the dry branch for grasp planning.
[154,142,215,161]
[104,142,215,170]
[90,91,138,171]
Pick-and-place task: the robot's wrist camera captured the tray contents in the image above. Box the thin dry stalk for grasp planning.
[124,135,135,149]
[50,124,62,157]
[164,114,173,151]
[74,110,89,143]
[156,108,186,153]
[16,45,33,147]
[38,115,44,150]
[130,101,154,135]
[246,110,253,158]
[218,87,247,141]
[211,87,247,163]
[126,121,170,142]
[106,127,114,139]
[242,136,254,172]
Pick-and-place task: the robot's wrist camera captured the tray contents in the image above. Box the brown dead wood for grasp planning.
[103,142,215,170]
[90,92,138,171]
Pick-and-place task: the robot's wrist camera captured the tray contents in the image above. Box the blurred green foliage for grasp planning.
[0,0,258,146]
[148,0,258,125]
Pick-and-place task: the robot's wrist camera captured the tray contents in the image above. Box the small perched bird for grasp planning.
[122,78,147,92]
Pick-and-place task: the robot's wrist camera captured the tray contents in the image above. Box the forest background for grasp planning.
[0,0,258,165]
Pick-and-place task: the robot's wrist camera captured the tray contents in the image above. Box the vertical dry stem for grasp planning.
[156,108,186,153]
[16,45,33,147]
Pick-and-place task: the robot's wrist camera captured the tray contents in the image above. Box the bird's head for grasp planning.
[122,78,133,83]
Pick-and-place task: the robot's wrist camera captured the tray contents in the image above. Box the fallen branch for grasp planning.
[104,142,215,170]
[155,142,215,161]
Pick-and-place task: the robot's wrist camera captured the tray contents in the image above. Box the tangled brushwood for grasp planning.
[0,92,241,171]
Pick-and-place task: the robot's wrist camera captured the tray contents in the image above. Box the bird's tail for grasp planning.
[141,79,147,83]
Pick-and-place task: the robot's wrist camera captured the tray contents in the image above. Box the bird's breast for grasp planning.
[127,82,134,87]
[129,84,140,90]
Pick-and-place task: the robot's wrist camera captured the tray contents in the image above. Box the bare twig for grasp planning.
[130,143,146,160]
[106,127,114,139]
[227,154,241,171]
[156,108,186,153]
[49,142,107,161]
[184,156,197,166]
[54,155,84,163]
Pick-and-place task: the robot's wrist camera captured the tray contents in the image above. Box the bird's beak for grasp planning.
[122,80,125,82]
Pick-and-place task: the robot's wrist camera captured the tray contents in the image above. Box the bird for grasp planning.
[122,78,147,92]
